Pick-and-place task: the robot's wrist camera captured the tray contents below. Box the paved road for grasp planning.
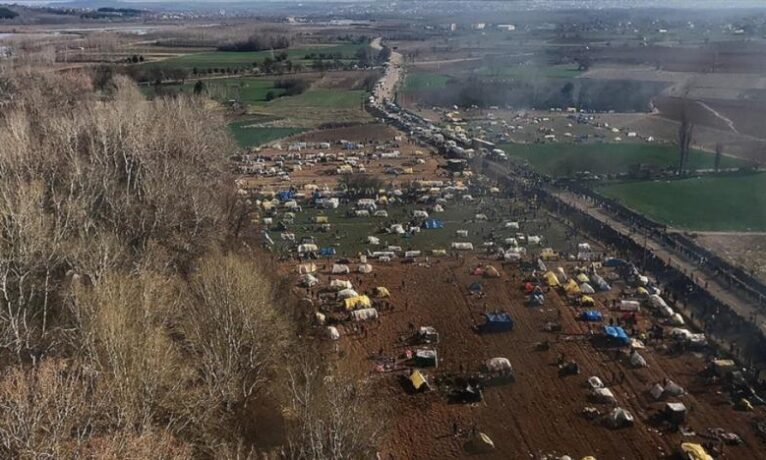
[551,187,766,336]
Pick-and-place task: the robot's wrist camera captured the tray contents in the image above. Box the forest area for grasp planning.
[0,68,380,459]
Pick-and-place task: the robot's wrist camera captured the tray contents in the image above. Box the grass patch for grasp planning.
[403,72,451,92]
[229,121,305,148]
[598,173,766,231]
[500,142,746,177]
[266,89,366,109]
[476,64,582,79]
[146,44,367,70]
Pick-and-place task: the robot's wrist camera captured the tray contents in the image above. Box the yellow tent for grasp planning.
[541,248,558,261]
[544,271,560,287]
[374,287,390,298]
[565,279,581,295]
[409,370,429,391]
[581,295,595,306]
[680,443,713,460]
[297,263,317,275]
[313,216,329,224]
[637,286,649,296]
[576,273,590,283]
[344,295,372,311]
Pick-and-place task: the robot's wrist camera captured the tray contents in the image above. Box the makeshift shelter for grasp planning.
[451,242,474,250]
[564,279,581,296]
[299,274,319,287]
[592,387,617,404]
[529,292,545,307]
[681,443,713,460]
[665,402,687,424]
[576,273,590,283]
[344,295,372,311]
[664,380,685,397]
[587,376,604,390]
[670,313,685,326]
[330,279,352,291]
[358,264,373,274]
[313,216,329,224]
[630,351,647,368]
[432,249,447,257]
[319,247,336,257]
[479,311,514,333]
[332,264,350,274]
[325,326,340,341]
[298,263,317,274]
[581,310,603,322]
[485,357,513,375]
[409,370,430,392]
[606,407,634,428]
[422,218,444,229]
[337,288,359,300]
[367,236,381,245]
[580,282,595,294]
[544,271,560,287]
[350,308,378,322]
[591,274,611,291]
[468,282,483,293]
[373,286,390,298]
[604,326,630,345]
[314,312,326,325]
[483,265,500,278]
[580,295,595,307]
[540,248,558,261]
[617,300,640,312]
[650,383,665,400]
[556,267,568,283]
[417,326,439,344]
[414,348,438,367]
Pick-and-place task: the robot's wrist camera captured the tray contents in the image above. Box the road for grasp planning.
[551,187,766,336]
[370,37,403,104]
[695,100,740,135]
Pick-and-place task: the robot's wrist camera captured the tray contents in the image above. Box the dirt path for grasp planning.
[694,100,740,135]
[371,37,403,104]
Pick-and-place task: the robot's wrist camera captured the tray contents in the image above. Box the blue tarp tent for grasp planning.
[277,190,294,201]
[479,311,514,333]
[422,218,444,229]
[581,310,603,322]
[468,282,483,293]
[603,325,629,344]
[319,247,336,256]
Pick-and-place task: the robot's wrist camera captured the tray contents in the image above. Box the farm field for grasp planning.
[475,63,582,79]
[403,72,451,92]
[143,43,368,70]
[500,142,746,177]
[229,121,305,148]
[598,173,766,231]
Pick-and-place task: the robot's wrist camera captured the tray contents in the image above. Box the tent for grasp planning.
[468,282,483,293]
[409,370,430,391]
[603,258,627,267]
[432,249,447,257]
[313,216,329,224]
[330,279,352,291]
[298,263,317,274]
[298,244,319,254]
[319,247,336,257]
[358,264,373,273]
[664,380,685,397]
[670,313,685,326]
[556,267,567,283]
[580,282,595,294]
[587,376,604,390]
[350,308,378,322]
[592,387,617,404]
[373,286,390,298]
[332,264,350,274]
[581,310,603,322]
[314,312,326,325]
[665,402,687,424]
[451,242,473,250]
[344,295,372,311]
[529,292,545,307]
[581,295,595,306]
[422,218,444,229]
[485,357,512,375]
[604,326,630,345]
[479,311,514,333]
[576,273,590,283]
[607,407,634,428]
[565,279,581,296]
[591,274,611,291]
[325,326,340,341]
[630,351,647,368]
[277,190,294,201]
[544,271,560,287]
[414,348,438,367]
[681,443,713,460]
[650,383,665,400]
[367,236,381,245]
[337,288,359,300]
[299,274,319,287]
[483,265,500,278]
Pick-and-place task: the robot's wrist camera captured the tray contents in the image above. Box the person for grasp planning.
[452,421,459,437]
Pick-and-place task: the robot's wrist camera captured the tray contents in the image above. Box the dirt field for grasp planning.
[693,232,766,286]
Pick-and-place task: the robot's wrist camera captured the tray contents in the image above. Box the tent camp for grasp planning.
[351,308,378,322]
[344,295,372,311]
[604,326,630,345]
[478,311,514,333]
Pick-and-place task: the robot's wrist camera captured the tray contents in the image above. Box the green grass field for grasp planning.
[146,44,367,70]
[265,89,366,109]
[500,143,746,177]
[403,72,451,92]
[598,173,766,231]
[229,121,305,148]
[475,64,582,79]
[141,77,286,104]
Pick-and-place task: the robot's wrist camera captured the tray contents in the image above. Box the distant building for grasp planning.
[497,24,516,32]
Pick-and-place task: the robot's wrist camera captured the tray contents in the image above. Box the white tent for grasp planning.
[485,357,512,374]
[669,313,685,326]
[337,288,359,300]
[358,264,373,274]
[587,376,604,390]
[451,242,474,250]
[330,279,353,291]
[332,264,351,274]
[630,351,647,368]
[298,263,317,274]
[326,326,340,340]
[664,380,685,397]
[650,383,665,400]
[580,283,595,294]
[593,387,617,404]
[299,274,319,287]
[351,308,379,322]
[367,236,381,245]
